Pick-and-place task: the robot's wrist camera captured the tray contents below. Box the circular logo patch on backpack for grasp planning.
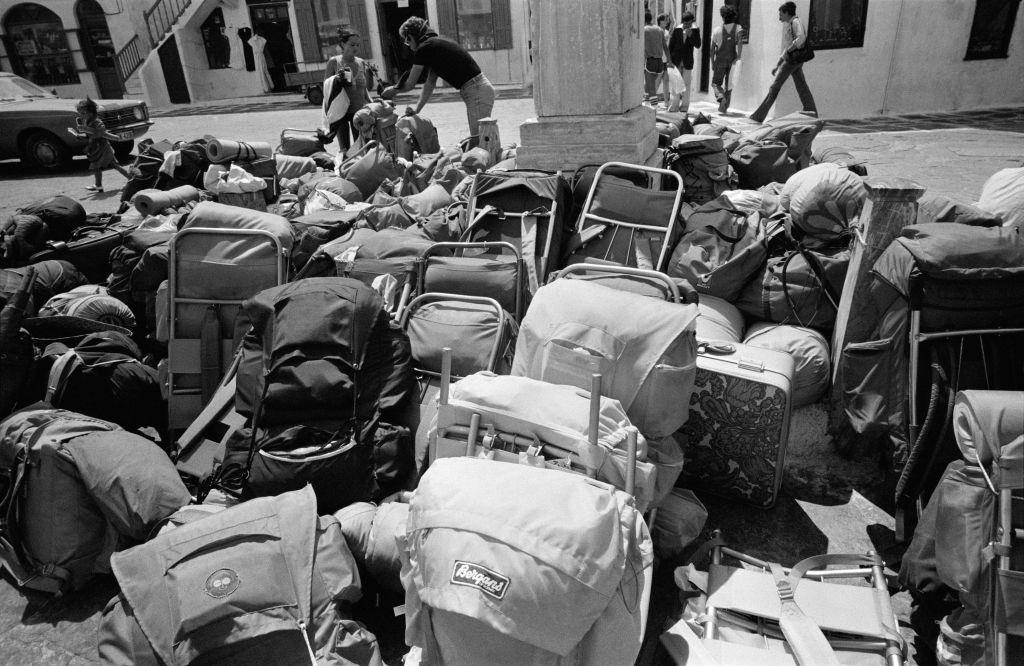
[205,568,241,598]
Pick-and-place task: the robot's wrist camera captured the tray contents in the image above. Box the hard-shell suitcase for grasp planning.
[676,341,795,508]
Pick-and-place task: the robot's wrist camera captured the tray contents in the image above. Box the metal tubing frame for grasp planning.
[576,161,685,271]
[399,292,508,377]
[167,227,288,398]
[555,262,682,303]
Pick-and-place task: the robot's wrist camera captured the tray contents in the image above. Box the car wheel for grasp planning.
[306,85,324,106]
[21,130,72,171]
[113,140,134,163]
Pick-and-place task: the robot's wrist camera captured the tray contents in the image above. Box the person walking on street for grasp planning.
[657,13,674,108]
[381,17,495,148]
[668,10,701,114]
[749,2,818,123]
[643,11,671,105]
[324,29,373,152]
[69,97,133,193]
[711,5,743,115]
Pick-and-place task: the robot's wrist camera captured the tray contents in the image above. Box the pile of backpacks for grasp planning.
[3,104,1024,665]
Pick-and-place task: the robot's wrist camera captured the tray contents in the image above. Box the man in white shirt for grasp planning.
[749,1,818,123]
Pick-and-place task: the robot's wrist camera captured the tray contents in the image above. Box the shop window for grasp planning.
[808,0,869,50]
[965,0,1020,60]
[3,3,79,86]
[200,8,231,69]
[436,0,512,51]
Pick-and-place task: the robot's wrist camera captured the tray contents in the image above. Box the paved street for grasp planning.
[0,95,1022,664]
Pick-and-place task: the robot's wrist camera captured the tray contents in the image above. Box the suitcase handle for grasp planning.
[697,341,736,356]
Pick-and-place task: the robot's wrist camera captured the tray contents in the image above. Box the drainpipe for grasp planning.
[880,0,905,115]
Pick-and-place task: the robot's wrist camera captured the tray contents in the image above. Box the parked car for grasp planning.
[0,72,153,171]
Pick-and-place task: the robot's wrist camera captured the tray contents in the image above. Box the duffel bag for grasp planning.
[0,259,87,315]
[28,213,142,283]
[780,163,866,250]
[0,408,189,594]
[0,214,49,266]
[665,195,781,301]
[735,245,849,331]
[18,195,86,242]
[278,128,325,157]
[729,140,799,189]
[98,487,382,665]
[663,135,735,205]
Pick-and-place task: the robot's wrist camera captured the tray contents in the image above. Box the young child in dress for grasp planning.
[68,97,132,192]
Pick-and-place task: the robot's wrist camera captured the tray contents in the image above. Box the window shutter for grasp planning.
[292,0,321,62]
[435,0,458,41]
[492,0,512,50]
[346,0,372,59]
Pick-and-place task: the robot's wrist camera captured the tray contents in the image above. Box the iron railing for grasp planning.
[115,34,144,83]
[144,0,191,47]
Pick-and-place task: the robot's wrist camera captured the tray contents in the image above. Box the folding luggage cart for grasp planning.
[553,262,695,303]
[663,534,906,665]
[418,240,526,320]
[460,169,571,294]
[566,161,685,272]
[166,203,291,436]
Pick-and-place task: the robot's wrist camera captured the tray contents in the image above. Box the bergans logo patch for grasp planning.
[450,560,510,600]
[205,568,241,598]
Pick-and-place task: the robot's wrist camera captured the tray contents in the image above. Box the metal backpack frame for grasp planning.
[166,227,289,436]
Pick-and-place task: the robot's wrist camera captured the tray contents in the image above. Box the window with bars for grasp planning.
[436,0,512,51]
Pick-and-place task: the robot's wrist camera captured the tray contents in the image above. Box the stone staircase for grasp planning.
[115,0,205,101]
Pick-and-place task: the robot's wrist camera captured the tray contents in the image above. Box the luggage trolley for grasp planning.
[553,262,698,304]
[898,272,1024,540]
[663,534,907,666]
[417,240,526,321]
[166,225,289,436]
[566,161,685,272]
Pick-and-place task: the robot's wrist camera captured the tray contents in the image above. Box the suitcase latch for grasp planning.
[738,358,765,372]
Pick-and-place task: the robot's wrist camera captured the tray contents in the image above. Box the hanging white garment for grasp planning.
[249,34,273,92]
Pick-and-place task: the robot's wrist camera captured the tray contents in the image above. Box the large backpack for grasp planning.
[0,408,189,594]
[663,135,736,206]
[98,487,383,665]
[665,196,784,301]
[17,195,87,242]
[400,457,653,665]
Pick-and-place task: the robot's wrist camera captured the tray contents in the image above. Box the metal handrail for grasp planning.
[144,0,191,47]
[114,35,144,83]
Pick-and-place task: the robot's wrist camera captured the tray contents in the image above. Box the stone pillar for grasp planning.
[516,0,658,172]
[831,178,926,372]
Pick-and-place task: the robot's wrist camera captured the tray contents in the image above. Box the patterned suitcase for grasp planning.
[676,341,795,507]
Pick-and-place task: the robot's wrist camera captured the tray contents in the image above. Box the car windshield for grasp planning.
[0,76,55,102]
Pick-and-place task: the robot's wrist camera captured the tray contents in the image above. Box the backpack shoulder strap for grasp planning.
[45,350,84,407]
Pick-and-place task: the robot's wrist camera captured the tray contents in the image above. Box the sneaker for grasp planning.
[85,185,104,192]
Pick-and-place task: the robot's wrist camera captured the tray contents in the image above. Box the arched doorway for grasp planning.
[76,0,122,99]
[3,3,80,87]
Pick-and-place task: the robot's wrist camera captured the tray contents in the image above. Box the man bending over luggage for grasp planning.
[381,17,495,148]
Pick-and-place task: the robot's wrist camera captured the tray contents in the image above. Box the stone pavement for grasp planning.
[0,94,1022,664]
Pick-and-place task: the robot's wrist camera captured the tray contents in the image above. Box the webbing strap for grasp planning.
[769,561,841,666]
[200,305,221,404]
[520,214,540,292]
[45,350,83,406]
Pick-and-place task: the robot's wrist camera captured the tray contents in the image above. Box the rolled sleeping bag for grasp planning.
[953,390,1024,469]
[334,501,408,593]
[274,153,318,180]
[743,321,830,407]
[39,285,137,330]
[696,294,745,343]
[133,185,202,217]
[205,139,273,164]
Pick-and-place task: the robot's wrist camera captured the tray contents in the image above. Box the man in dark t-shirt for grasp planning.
[381,17,495,146]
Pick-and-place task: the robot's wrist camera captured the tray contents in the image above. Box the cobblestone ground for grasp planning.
[0,94,1022,664]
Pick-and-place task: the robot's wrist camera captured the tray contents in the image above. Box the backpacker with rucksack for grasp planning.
[0,408,189,594]
[663,135,736,206]
[98,486,383,665]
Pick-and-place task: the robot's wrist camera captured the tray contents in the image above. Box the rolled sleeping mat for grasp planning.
[133,185,202,217]
[696,294,744,343]
[742,322,830,407]
[205,139,273,164]
[953,390,1024,469]
[274,153,318,180]
[39,285,137,330]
